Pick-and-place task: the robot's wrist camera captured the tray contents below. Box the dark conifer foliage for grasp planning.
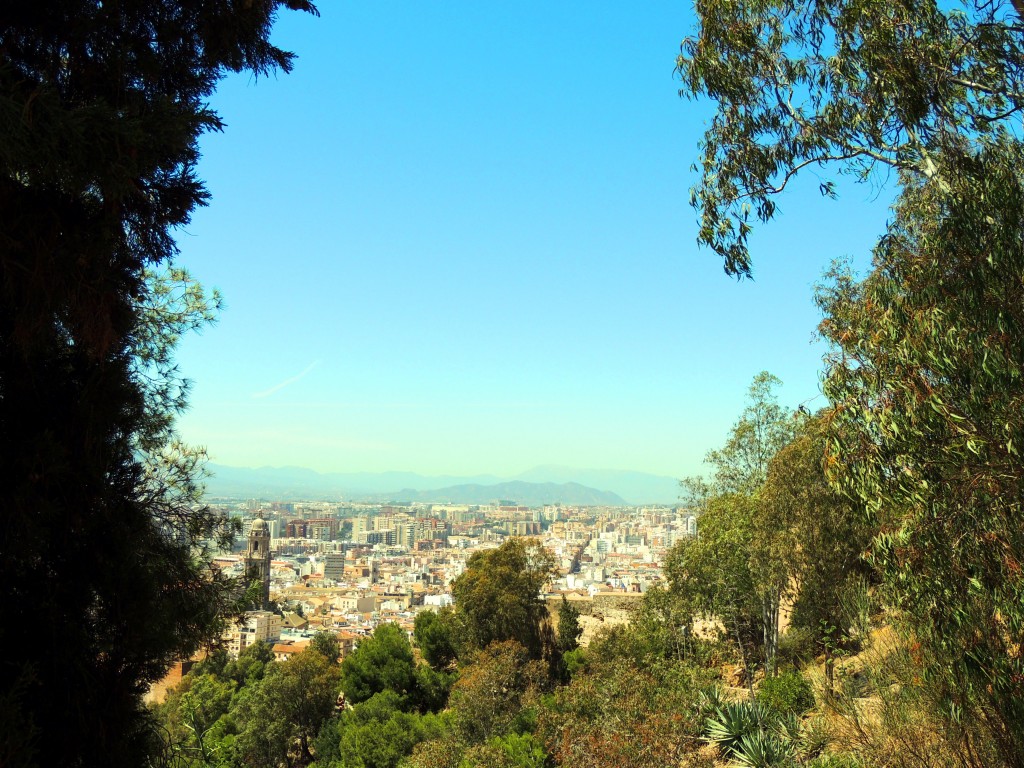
[0,2,316,765]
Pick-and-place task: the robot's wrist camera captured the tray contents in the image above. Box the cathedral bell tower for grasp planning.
[245,518,272,610]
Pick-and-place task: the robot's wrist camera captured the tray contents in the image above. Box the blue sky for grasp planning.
[173,2,893,480]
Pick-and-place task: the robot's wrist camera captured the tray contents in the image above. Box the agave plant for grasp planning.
[705,700,803,767]
[733,730,796,768]
[704,700,770,757]
[698,686,726,720]
[775,712,804,753]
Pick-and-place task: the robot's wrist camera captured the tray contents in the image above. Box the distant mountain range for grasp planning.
[203,463,681,505]
[358,481,625,507]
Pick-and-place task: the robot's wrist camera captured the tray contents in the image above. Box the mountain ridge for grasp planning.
[203,463,680,504]
[357,481,626,506]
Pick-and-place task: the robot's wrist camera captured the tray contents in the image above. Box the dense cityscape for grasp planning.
[149,497,697,699]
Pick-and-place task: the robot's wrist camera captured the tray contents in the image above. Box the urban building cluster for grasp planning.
[201,499,699,666]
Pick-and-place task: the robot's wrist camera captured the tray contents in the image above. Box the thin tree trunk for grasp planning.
[824,647,834,694]
[730,604,756,702]
[762,592,780,678]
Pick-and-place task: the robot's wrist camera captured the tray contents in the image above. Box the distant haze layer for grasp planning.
[204,463,681,505]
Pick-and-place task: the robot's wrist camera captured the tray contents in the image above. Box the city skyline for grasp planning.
[173,2,894,479]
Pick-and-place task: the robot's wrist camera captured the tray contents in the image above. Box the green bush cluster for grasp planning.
[757,670,815,717]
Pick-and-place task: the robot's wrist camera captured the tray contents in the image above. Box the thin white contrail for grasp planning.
[252,360,321,399]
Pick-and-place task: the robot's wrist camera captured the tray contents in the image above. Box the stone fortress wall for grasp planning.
[545,592,644,646]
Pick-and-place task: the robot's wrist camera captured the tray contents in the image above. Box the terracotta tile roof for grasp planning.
[272,641,309,655]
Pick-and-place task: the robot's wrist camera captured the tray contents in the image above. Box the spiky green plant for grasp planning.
[698,686,726,720]
[704,701,771,757]
[733,730,796,768]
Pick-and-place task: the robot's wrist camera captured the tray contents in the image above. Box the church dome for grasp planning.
[250,518,269,535]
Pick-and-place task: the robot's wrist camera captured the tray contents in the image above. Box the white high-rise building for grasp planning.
[222,610,282,658]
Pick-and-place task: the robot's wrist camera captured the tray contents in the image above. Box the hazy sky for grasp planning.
[173,1,893,479]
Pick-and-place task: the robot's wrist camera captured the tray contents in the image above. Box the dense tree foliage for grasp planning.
[154,642,339,768]
[0,1,315,765]
[678,0,1024,277]
[591,586,702,665]
[761,414,873,684]
[234,648,342,768]
[313,690,449,768]
[402,640,551,768]
[414,608,460,671]
[155,628,454,768]
[340,624,418,708]
[673,372,796,677]
[224,640,277,688]
[157,672,237,767]
[668,493,765,683]
[402,739,466,768]
[818,150,1024,761]
[556,596,582,654]
[681,0,1024,762]
[537,659,715,768]
[451,539,556,659]
[448,641,547,746]
[455,733,551,768]
[311,632,342,665]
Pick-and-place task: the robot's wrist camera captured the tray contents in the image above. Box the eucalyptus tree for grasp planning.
[761,414,872,686]
[667,492,764,689]
[234,649,342,768]
[818,155,1024,762]
[693,372,795,498]
[680,0,1024,759]
[675,372,796,677]
[678,0,1024,276]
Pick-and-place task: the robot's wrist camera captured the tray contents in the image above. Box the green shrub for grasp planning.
[459,733,552,768]
[777,627,816,667]
[757,670,815,717]
[561,648,587,678]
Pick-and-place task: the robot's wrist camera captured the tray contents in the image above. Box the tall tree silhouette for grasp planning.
[0,2,316,765]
